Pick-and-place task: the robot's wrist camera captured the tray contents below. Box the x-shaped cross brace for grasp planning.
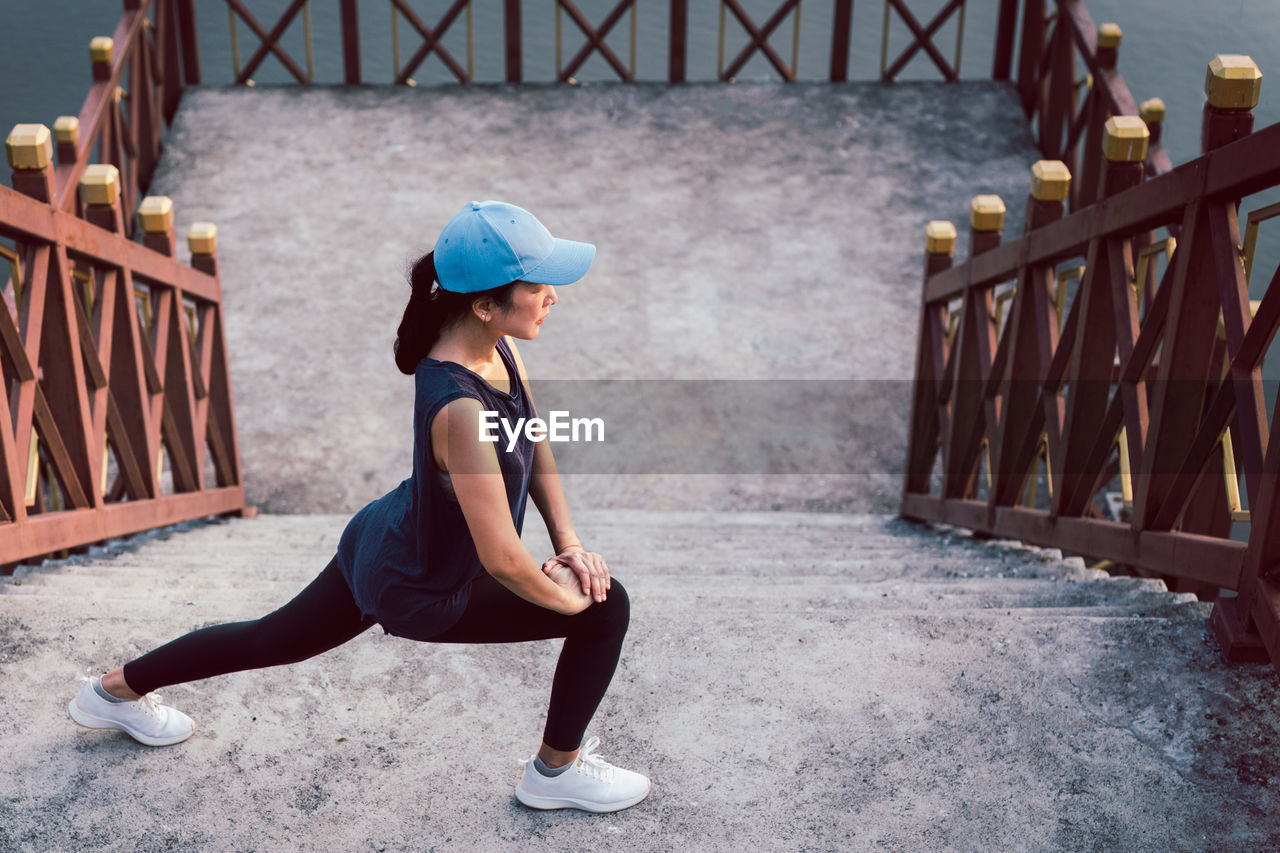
[393,0,471,84]
[557,0,634,82]
[227,0,311,84]
[882,0,964,82]
[720,0,799,82]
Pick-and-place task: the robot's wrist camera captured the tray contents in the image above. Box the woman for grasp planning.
[68,200,650,814]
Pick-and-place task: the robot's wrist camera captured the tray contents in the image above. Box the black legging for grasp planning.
[122,557,630,751]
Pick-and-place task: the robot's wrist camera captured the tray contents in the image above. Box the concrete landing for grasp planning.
[3,513,1280,851]
[148,83,1039,515]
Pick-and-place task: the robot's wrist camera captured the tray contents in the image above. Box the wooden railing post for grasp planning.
[187,222,218,278]
[6,124,56,204]
[829,0,853,83]
[80,164,125,236]
[992,0,1020,81]
[139,196,176,257]
[1016,0,1046,118]
[341,0,362,84]
[968,197,1005,256]
[669,0,687,83]
[78,165,126,509]
[1203,55,1274,663]
[185,220,249,511]
[1201,55,1259,153]
[90,37,114,84]
[1167,63,1260,596]
[175,0,203,85]
[1140,59,1259,544]
[1052,116,1146,520]
[52,117,79,168]
[902,221,957,508]
[1138,98,1165,180]
[989,161,1070,513]
[1074,23,1122,210]
[505,0,523,83]
[941,197,1003,502]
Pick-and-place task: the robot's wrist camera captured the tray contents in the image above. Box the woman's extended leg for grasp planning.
[70,556,374,745]
[424,572,631,753]
[121,555,375,694]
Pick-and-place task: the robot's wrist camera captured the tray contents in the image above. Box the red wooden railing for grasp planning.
[996,0,1173,211]
[901,54,1280,666]
[210,0,998,85]
[56,0,200,232]
[1,133,245,568]
[204,1,1166,194]
[1,0,240,570]
[47,1,1163,208]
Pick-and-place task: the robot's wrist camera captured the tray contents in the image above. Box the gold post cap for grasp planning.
[138,196,174,234]
[188,222,218,255]
[925,220,957,254]
[1205,55,1262,109]
[1097,23,1122,49]
[1030,160,1072,201]
[5,123,52,170]
[80,164,120,205]
[53,115,80,145]
[1102,115,1150,162]
[970,195,1006,232]
[90,37,114,64]
[1139,98,1166,124]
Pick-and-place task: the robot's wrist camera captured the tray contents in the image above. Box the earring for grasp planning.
[481,314,489,321]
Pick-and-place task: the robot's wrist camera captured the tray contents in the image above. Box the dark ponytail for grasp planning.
[393,251,520,375]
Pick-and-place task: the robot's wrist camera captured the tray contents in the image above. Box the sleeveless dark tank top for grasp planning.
[336,336,536,639]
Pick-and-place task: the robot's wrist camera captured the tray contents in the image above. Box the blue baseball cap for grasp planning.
[434,200,596,293]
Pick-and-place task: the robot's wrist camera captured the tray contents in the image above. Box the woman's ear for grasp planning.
[471,296,495,321]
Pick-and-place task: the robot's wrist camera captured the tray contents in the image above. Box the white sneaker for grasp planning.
[68,676,195,746]
[515,736,651,813]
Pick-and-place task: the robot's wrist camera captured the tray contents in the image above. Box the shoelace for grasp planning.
[572,736,616,784]
[135,693,166,720]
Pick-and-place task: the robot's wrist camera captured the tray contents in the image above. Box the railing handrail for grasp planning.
[901,53,1280,666]
[27,0,1171,226]
[1011,0,1173,210]
[1,133,246,568]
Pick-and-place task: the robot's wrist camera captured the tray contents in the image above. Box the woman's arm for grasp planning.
[502,337,580,555]
[504,338,611,603]
[432,396,590,615]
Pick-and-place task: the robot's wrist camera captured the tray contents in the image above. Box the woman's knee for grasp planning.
[580,577,629,636]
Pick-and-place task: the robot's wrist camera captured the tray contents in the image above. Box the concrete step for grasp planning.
[0,552,1086,588]
[0,512,1094,591]
[0,513,1197,625]
[0,569,1187,611]
[0,592,1206,625]
[0,595,1207,624]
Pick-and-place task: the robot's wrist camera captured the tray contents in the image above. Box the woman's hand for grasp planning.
[542,547,612,604]
[541,558,593,614]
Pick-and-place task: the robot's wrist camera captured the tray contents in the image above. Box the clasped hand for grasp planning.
[541,547,611,604]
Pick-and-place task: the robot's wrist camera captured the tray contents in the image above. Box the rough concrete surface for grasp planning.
[147,82,1037,515]
[2,513,1279,852]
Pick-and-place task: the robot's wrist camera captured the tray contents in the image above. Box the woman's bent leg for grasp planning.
[122,556,374,695]
[425,573,630,752]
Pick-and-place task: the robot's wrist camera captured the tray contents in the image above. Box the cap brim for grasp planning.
[522,238,596,286]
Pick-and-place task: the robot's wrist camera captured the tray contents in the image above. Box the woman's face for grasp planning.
[495,281,558,339]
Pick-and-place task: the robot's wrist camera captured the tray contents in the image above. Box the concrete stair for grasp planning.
[5,511,1279,851]
[0,512,1201,621]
